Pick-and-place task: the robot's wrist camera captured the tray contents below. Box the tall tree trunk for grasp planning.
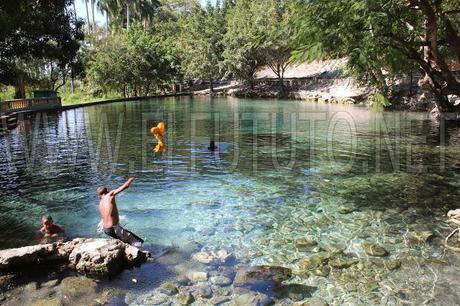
[106,10,109,33]
[14,74,25,99]
[70,77,75,94]
[91,0,96,30]
[73,0,77,19]
[127,2,130,29]
[85,0,91,31]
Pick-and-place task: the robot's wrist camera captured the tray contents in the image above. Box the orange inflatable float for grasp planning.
[150,122,167,153]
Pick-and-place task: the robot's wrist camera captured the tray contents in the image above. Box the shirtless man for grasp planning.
[97,177,144,247]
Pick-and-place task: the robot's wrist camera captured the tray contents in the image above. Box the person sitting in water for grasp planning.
[97,177,144,248]
[38,215,65,242]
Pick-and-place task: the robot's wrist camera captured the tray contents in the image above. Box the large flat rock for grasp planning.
[0,238,150,278]
[0,243,66,269]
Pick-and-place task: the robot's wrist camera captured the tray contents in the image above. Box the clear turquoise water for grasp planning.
[1,96,460,305]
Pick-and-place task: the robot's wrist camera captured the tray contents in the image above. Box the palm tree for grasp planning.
[97,0,160,31]
[83,0,91,31]
[73,0,77,18]
[127,0,132,28]
[91,0,96,28]
[134,0,160,28]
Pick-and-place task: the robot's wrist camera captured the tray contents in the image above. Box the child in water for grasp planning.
[37,215,65,243]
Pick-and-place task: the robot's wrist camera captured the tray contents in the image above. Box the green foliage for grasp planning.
[181,3,226,87]
[370,92,391,112]
[86,24,178,97]
[0,0,84,97]
[223,0,278,87]
[59,89,121,106]
[0,85,15,101]
[292,0,460,111]
[258,0,299,82]
[97,0,161,31]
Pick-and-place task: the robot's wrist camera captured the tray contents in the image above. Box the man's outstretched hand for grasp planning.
[110,177,135,196]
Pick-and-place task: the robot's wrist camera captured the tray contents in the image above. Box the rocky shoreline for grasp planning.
[0,238,150,278]
[194,78,369,106]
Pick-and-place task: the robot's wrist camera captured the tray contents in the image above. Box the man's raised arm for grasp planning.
[109,177,135,196]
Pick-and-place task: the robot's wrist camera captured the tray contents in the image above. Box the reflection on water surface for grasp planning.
[1,96,460,305]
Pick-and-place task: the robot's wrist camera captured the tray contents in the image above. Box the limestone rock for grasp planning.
[299,253,330,270]
[210,296,231,305]
[276,283,315,301]
[0,243,65,269]
[31,297,63,306]
[210,275,233,286]
[233,265,292,288]
[312,265,330,277]
[193,250,234,265]
[408,231,435,243]
[230,292,273,306]
[176,292,195,305]
[68,239,125,277]
[186,271,208,283]
[329,258,358,269]
[0,238,150,278]
[60,276,98,300]
[192,284,213,298]
[361,242,388,257]
[159,281,179,296]
[384,259,402,270]
[297,296,329,306]
[295,238,318,250]
[68,238,149,277]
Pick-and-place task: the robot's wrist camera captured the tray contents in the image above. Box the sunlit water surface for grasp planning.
[1,96,460,305]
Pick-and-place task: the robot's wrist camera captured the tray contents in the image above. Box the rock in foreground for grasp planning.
[0,238,150,278]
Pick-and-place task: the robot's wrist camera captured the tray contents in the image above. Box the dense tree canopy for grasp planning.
[1,0,459,117]
[223,0,278,88]
[87,25,178,97]
[0,0,84,98]
[181,2,226,91]
[293,0,460,113]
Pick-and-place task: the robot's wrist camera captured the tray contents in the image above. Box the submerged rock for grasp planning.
[408,231,435,243]
[210,275,233,286]
[298,296,329,306]
[30,297,63,306]
[192,283,213,298]
[193,250,234,265]
[337,206,358,214]
[233,265,292,288]
[210,295,231,305]
[299,253,330,270]
[295,238,318,251]
[60,276,98,301]
[276,283,315,301]
[384,259,402,270]
[230,292,273,306]
[312,265,330,277]
[159,281,179,296]
[361,242,389,257]
[329,257,358,269]
[176,292,195,305]
[186,271,208,283]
